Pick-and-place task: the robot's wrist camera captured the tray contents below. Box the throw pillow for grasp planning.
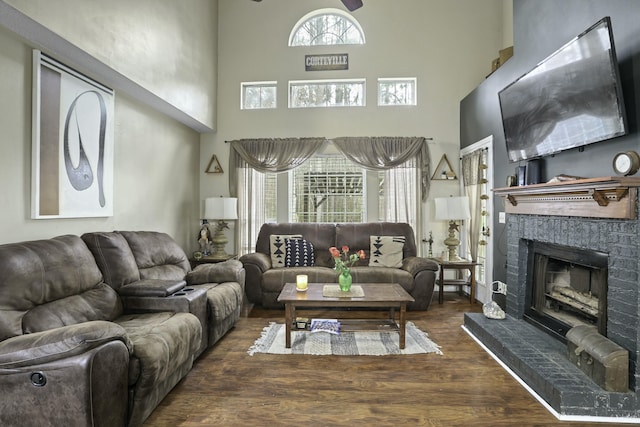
[369,235,405,268]
[285,238,315,267]
[270,234,303,268]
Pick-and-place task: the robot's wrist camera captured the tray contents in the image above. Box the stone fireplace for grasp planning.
[464,177,640,420]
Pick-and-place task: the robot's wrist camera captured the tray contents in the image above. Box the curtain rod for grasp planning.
[224,137,434,143]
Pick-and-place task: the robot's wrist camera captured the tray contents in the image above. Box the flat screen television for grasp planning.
[499,17,627,163]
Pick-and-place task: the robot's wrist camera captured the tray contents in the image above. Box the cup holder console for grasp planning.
[171,287,195,297]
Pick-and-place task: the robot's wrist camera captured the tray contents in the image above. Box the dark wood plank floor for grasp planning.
[144,293,622,426]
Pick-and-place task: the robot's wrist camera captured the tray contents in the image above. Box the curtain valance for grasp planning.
[332,136,430,201]
[229,136,430,201]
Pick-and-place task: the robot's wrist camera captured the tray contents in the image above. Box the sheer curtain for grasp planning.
[331,136,430,201]
[332,136,430,242]
[229,138,326,254]
[460,149,485,262]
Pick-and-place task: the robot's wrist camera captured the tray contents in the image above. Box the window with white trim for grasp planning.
[241,81,277,110]
[378,78,417,106]
[289,156,365,223]
[289,8,365,46]
[289,79,365,108]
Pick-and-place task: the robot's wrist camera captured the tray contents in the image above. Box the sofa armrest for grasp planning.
[0,337,130,427]
[186,259,245,285]
[401,256,440,277]
[238,252,271,304]
[117,279,186,297]
[401,257,439,310]
[0,321,131,369]
[238,252,271,272]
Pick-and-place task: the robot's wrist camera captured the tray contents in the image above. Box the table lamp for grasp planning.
[204,197,238,259]
[434,196,471,261]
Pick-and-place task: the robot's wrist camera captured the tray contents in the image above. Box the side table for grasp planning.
[430,258,479,304]
[190,254,237,269]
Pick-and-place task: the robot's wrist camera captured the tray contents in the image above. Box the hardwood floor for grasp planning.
[144,293,621,426]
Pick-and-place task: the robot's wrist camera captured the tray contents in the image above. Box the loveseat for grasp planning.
[240,222,439,310]
[82,230,245,354]
[0,231,245,427]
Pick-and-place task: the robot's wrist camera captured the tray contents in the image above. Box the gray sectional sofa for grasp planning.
[240,222,438,310]
[0,231,245,427]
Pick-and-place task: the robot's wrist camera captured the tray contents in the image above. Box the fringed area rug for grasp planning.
[248,322,442,356]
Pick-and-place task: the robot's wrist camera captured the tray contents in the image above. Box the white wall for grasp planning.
[0,1,217,251]
[5,0,218,130]
[202,0,505,255]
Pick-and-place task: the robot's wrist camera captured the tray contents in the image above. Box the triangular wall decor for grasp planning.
[431,154,457,180]
[205,154,223,173]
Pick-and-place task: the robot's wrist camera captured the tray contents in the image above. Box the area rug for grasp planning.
[247,322,442,356]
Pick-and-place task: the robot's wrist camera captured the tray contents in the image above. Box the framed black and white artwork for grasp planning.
[31,50,115,219]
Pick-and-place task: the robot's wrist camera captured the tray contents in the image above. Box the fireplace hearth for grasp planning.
[464,177,640,420]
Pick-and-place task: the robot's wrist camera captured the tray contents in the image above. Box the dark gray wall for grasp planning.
[460,0,640,282]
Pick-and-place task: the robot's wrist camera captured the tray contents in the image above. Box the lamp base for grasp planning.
[443,220,463,261]
[210,220,230,259]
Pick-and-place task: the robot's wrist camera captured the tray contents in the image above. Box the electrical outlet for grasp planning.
[499,212,506,223]
[492,281,507,295]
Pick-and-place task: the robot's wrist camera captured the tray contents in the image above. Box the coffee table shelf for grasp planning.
[294,318,398,332]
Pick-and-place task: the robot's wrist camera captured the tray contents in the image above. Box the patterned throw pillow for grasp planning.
[369,235,405,268]
[285,238,315,267]
[270,234,303,268]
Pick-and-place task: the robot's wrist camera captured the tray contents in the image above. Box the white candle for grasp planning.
[296,274,308,291]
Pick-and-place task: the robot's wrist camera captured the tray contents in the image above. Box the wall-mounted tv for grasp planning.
[499,17,627,163]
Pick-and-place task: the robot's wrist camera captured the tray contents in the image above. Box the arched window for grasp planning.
[289,8,365,46]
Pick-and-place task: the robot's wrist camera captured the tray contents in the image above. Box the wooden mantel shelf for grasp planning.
[493,176,640,219]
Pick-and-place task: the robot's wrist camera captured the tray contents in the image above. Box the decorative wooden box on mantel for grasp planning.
[493,176,640,219]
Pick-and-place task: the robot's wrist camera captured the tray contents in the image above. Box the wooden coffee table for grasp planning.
[277,283,415,349]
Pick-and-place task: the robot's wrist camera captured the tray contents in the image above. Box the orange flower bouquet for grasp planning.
[329,246,366,291]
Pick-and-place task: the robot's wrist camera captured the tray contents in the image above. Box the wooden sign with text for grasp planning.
[305,54,349,71]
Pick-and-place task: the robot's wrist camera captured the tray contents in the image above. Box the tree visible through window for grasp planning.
[289,79,365,108]
[242,82,277,109]
[290,156,364,222]
[289,8,365,46]
[378,78,417,106]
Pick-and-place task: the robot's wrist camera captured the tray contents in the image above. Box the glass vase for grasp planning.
[338,270,352,292]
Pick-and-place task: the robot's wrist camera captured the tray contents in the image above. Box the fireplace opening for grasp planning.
[524,241,608,343]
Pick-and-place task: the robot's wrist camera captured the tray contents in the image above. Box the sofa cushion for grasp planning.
[369,236,405,268]
[0,235,117,340]
[262,267,337,293]
[256,224,336,268]
[350,266,414,290]
[197,282,243,322]
[22,283,123,334]
[118,231,191,280]
[114,312,201,386]
[186,259,245,285]
[335,222,417,260]
[285,238,315,267]
[269,234,302,268]
[81,232,141,289]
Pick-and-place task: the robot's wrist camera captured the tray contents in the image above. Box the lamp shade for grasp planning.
[434,196,471,221]
[204,197,238,220]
